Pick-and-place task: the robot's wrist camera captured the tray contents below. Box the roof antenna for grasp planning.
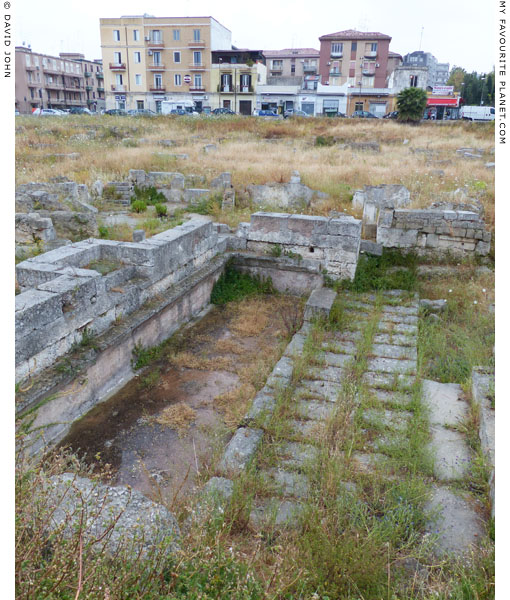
[419,26,424,50]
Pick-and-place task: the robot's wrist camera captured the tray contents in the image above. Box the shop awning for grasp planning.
[426,97,459,107]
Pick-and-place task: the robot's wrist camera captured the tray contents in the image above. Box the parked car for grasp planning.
[212,108,236,115]
[284,109,309,118]
[383,111,399,119]
[256,109,280,118]
[127,109,157,117]
[32,108,65,116]
[15,109,20,116]
[169,109,188,115]
[69,107,92,115]
[103,109,127,116]
[351,110,379,119]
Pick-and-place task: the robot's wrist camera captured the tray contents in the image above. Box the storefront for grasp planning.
[424,95,461,120]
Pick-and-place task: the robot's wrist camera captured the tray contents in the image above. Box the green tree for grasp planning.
[448,68,495,105]
[396,87,428,123]
[447,66,466,92]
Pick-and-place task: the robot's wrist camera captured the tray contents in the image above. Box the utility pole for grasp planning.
[419,27,424,51]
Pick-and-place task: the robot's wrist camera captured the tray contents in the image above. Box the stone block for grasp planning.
[377,228,418,248]
[430,425,470,480]
[210,172,232,190]
[327,217,362,237]
[184,188,210,203]
[219,427,264,474]
[16,261,61,287]
[147,171,185,190]
[15,288,63,337]
[359,240,383,255]
[132,229,145,242]
[304,287,336,321]
[245,391,277,424]
[475,241,490,256]
[456,211,479,221]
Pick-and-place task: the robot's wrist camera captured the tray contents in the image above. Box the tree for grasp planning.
[447,66,466,92]
[448,67,495,105]
[396,87,428,123]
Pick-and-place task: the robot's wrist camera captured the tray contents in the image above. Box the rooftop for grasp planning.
[319,29,391,41]
[263,48,320,57]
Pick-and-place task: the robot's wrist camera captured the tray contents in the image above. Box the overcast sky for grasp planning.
[16,0,496,73]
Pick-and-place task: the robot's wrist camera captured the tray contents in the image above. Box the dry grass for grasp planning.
[230,297,272,336]
[170,351,234,372]
[214,338,246,355]
[213,383,256,428]
[16,115,495,229]
[153,402,197,432]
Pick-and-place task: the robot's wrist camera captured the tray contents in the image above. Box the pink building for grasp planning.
[318,29,391,89]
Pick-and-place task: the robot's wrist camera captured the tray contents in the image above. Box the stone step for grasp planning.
[261,468,309,498]
[422,379,467,427]
[371,343,417,361]
[429,425,470,481]
[366,357,417,375]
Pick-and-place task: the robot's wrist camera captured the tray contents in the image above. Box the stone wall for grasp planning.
[377,208,491,255]
[242,212,361,280]
[15,217,218,381]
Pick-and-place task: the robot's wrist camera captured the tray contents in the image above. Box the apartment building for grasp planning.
[15,46,104,113]
[99,14,231,112]
[59,53,105,111]
[402,51,450,88]
[263,48,320,81]
[211,49,265,114]
[318,29,391,89]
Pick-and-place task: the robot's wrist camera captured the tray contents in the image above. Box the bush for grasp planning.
[155,203,167,217]
[210,263,275,305]
[131,199,147,213]
[131,185,166,206]
[315,135,336,147]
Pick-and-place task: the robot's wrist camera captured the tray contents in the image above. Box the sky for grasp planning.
[16,0,497,74]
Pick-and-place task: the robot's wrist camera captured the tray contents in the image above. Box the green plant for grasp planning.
[131,185,166,206]
[268,244,282,257]
[155,203,168,217]
[98,225,109,238]
[188,193,222,215]
[131,199,147,213]
[315,135,336,147]
[210,263,275,305]
[102,184,122,201]
[396,87,428,123]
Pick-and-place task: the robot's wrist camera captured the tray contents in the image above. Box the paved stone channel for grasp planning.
[206,288,487,559]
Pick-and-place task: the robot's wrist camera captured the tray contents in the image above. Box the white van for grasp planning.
[459,106,495,121]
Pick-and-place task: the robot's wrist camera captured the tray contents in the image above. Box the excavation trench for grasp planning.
[59,295,303,505]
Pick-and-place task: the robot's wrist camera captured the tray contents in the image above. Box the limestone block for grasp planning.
[475,241,490,255]
[184,188,210,202]
[210,172,232,190]
[146,172,185,190]
[328,216,362,237]
[352,190,365,210]
[16,261,61,287]
[219,427,264,474]
[237,222,250,239]
[15,213,56,244]
[377,228,418,247]
[304,287,336,321]
[15,288,64,337]
[132,230,145,242]
[456,211,479,221]
[378,209,394,228]
[359,240,383,255]
[128,169,146,186]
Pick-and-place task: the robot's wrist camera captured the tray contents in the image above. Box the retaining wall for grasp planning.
[242,212,361,280]
[377,208,491,255]
[15,217,218,381]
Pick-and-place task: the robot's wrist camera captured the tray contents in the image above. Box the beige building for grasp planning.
[15,46,104,114]
[99,14,231,112]
[263,48,320,81]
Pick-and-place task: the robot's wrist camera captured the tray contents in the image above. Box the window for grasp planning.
[365,42,377,55]
[193,29,201,41]
[331,61,340,74]
[174,51,181,63]
[114,52,122,64]
[134,51,141,63]
[174,74,181,86]
[271,59,283,69]
[42,57,47,67]
[115,73,123,85]
[194,73,202,88]
[133,29,140,41]
[33,56,39,67]
[355,101,364,111]
[65,63,70,72]
[351,42,357,51]
[113,30,120,42]
[137,100,144,109]
[362,61,375,74]
[173,29,180,41]
[193,51,202,65]
[52,59,57,69]
[135,74,142,85]
[152,30,161,42]
[154,73,162,88]
[410,75,418,87]
[331,43,343,55]
[25,54,31,66]
[153,51,161,65]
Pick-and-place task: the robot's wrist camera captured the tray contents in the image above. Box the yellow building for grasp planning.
[210,50,266,114]
[99,15,231,111]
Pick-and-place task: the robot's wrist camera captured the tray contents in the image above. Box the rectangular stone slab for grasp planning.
[429,425,471,481]
[371,343,417,361]
[366,357,417,375]
[219,427,264,474]
[422,379,467,427]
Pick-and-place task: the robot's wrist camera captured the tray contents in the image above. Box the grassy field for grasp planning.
[16,115,495,230]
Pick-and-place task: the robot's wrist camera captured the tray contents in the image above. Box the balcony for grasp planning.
[188,40,206,48]
[42,66,61,74]
[84,71,92,77]
[189,63,205,71]
[147,40,165,48]
[109,62,126,71]
[239,85,253,93]
[303,65,317,73]
[85,85,93,91]
[329,70,341,76]
[362,69,375,76]
[27,81,39,87]
[65,84,83,90]
[364,51,377,58]
[149,85,166,92]
[25,64,36,70]
[45,82,64,89]
[97,86,104,92]
[189,86,205,92]
[111,84,126,92]
[218,84,253,93]
[330,51,343,58]
[148,63,165,71]
[96,72,104,79]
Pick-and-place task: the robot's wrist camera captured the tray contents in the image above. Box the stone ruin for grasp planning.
[352,184,491,256]
[247,171,327,210]
[15,178,98,257]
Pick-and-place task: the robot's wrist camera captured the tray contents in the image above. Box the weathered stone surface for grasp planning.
[288,418,324,438]
[297,380,342,402]
[424,486,484,557]
[322,340,357,355]
[296,399,335,421]
[203,144,217,153]
[15,213,57,245]
[430,426,470,480]
[323,352,351,368]
[277,441,319,468]
[352,452,385,473]
[360,239,383,255]
[308,365,344,383]
[419,298,447,312]
[372,333,415,346]
[250,499,303,528]
[362,371,415,389]
[362,409,411,431]
[48,473,180,557]
[219,427,264,474]
[377,321,418,335]
[210,172,232,190]
[263,469,309,498]
[132,229,145,242]
[422,380,466,427]
[366,357,416,375]
[304,287,336,321]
